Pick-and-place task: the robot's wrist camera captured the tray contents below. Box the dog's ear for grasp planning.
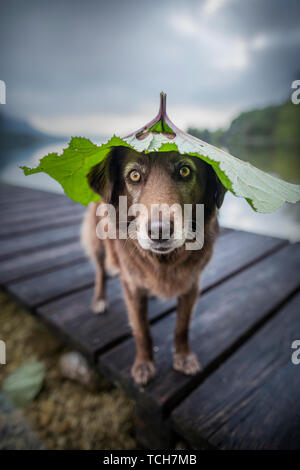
[88,158,112,201]
[87,147,126,204]
[205,166,227,212]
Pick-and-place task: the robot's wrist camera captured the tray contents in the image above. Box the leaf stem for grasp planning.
[159,91,167,122]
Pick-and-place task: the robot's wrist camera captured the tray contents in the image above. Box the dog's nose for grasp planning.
[147,220,174,241]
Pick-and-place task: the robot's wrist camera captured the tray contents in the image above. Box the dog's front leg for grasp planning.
[92,255,107,314]
[122,280,156,386]
[173,283,202,375]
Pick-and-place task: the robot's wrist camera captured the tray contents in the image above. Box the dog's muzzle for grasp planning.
[137,219,185,254]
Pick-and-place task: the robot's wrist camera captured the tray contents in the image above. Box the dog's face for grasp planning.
[88,147,226,255]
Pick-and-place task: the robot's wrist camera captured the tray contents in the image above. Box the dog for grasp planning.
[81,146,226,385]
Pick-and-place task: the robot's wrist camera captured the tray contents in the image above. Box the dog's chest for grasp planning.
[149,265,197,298]
[124,255,201,298]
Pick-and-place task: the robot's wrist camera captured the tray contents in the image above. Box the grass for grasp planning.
[0,290,138,450]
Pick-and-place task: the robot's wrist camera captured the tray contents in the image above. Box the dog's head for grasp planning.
[88,146,226,255]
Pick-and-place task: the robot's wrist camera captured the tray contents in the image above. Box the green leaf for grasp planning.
[148,120,175,135]
[21,136,132,206]
[20,93,300,212]
[2,361,45,407]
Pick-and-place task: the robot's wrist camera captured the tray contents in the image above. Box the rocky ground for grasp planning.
[0,290,137,450]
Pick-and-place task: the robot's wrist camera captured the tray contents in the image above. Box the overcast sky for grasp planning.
[1,0,299,136]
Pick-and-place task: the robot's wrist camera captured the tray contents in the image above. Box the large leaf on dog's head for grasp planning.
[21,93,300,212]
[21,136,131,206]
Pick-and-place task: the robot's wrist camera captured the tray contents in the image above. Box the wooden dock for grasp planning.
[1,183,300,450]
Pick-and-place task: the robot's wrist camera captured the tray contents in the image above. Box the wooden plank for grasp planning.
[198,230,286,291]
[97,243,300,415]
[171,291,300,450]
[7,260,94,307]
[0,183,61,200]
[0,188,64,206]
[37,282,173,360]
[0,224,80,260]
[0,240,85,284]
[0,195,76,218]
[0,192,61,206]
[37,231,285,361]
[0,183,36,195]
[1,201,83,226]
[0,211,84,238]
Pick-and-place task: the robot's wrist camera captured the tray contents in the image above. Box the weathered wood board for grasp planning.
[0,183,299,450]
[171,292,300,450]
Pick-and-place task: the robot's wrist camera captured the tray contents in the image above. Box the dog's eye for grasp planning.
[129,169,141,183]
[179,166,191,178]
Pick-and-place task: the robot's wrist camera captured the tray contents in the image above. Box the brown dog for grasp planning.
[81,147,226,385]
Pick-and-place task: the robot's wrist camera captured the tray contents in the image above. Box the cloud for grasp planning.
[202,0,232,17]
[31,102,237,137]
[1,0,299,135]
[169,13,198,37]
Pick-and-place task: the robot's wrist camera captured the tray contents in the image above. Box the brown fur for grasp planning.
[81,147,225,385]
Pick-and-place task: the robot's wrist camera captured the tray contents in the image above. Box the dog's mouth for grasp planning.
[148,243,178,255]
[137,236,186,255]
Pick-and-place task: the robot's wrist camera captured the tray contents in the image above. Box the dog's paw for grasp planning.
[173,352,202,375]
[131,360,156,386]
[92,298,108,314]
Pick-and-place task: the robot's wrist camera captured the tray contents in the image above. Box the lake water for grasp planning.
[0,140,299,242]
